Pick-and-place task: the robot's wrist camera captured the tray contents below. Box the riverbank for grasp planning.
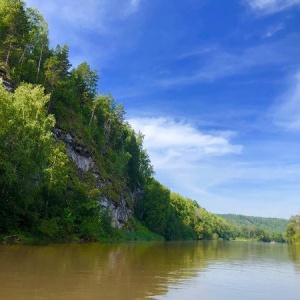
[0,222,165,245]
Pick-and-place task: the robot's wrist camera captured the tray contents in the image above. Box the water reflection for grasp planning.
[0,241,300,299]
[288,244,300,272]
[0,242,205,299]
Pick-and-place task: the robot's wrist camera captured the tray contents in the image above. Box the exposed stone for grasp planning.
[99,196,132,229]
[53,127,94,172]
[53,126,139,229]
[66,146,94,172]
[130,186,143,203]
[64,133,73,143]
[0,68,15,92]
[3,235,20,244]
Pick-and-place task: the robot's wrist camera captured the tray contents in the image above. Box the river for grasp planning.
[0,241,299,299]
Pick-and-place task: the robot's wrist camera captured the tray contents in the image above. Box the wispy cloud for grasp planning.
[169,159,300,217]
[26,0,143,31]
[245,0,300,14]
[263,23,285,38]
[156,34,300,87]
[125,0,143,15]
[25,0,145,67]
[128,117,242,170]
[177,46,217,60]
[272,69,300,130]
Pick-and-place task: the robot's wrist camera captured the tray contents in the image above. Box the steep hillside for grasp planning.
[0,0,249,243]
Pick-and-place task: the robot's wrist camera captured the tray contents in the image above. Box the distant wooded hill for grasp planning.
[218,214,288,234]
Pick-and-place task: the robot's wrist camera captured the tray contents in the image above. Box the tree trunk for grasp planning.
[89,108,96,126]
[36,44,44,83]
[5,43,12,66]
[19,44,28,65]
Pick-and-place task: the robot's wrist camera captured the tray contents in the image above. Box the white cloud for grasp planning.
[246,0,300,14]
[128,117,242,170]
[128,116,300,218]
[272,70,300,130]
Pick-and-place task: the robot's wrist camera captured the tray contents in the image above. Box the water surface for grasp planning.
[1,241,300,299]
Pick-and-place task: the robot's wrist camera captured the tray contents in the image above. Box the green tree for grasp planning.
[44,44,71,91]
[286,215,300,244]
[26,7,49,83]
[0,0,30,68]
[135,179,171,235]
[72,62,98,106]
[0,82,68,232]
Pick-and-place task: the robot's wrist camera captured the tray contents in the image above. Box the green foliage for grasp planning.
[219,214,288,234]
[121,218,164,241]
[0,0,30,68]
[219,214,287,242]
[25,7,49,83]
[135,184,237,241]
[79,210,113,242]
[166,193,196,240]
[44,45,71,91]
[135,179,171,235]
[72,62,98,106]
[0,82,117,241]
[0,1,50,85]
[37,218,60,239]
[0,83,68,231]
[286,215,300,244]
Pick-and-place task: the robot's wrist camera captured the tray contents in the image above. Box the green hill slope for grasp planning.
[218,214,288,234]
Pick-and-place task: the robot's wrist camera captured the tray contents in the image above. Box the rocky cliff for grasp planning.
[52,127,140,229]
[0,70,139,230]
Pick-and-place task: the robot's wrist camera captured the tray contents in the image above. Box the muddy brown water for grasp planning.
[1,241,300,299]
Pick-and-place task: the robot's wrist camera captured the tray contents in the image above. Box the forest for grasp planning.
[0,0,297,244]
[219,214,288,242]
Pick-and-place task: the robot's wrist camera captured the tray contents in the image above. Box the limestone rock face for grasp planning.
[99,196,130,229]
[53,128,94,172]
[53,127,140,228]
[0,68,15,92]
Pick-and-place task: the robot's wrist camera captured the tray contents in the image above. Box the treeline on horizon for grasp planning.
[219,214,289,233]
[0,0,297,244]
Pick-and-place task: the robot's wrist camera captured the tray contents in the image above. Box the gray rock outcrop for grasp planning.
[0,68,15,92]
[53,127,139,228]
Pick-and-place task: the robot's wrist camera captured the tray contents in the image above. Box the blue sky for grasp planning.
[25,0,300,218]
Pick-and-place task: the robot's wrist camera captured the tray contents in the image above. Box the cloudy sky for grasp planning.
[25,0,300,218]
